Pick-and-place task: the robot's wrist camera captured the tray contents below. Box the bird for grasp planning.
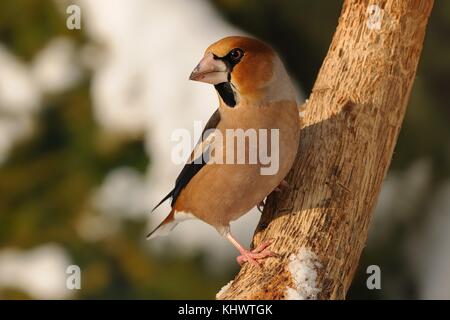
[148,36,300,266]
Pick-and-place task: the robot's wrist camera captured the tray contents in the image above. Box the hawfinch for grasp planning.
[148,36,300,266]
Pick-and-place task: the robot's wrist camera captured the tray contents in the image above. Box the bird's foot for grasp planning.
[236,240,275,267]
[274,180,290,193]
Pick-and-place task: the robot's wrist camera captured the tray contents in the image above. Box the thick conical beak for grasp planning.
[189,53,228,85]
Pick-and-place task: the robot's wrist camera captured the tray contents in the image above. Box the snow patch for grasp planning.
[0,244,72,299]
[216,280,234,299]
[31,37,82,94]
[285,247,322,300]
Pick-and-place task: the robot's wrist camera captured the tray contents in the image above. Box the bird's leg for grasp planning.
[274,179,290,193]
[225,232,275,267]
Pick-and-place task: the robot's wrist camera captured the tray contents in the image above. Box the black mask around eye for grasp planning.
[213,48,244,108]
[219,48,244,72]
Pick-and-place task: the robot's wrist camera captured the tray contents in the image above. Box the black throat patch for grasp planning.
[215,82,236,108]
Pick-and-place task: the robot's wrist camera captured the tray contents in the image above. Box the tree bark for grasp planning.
[217,0,434,300]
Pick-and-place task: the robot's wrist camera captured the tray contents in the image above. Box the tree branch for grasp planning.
[217,0,434,300]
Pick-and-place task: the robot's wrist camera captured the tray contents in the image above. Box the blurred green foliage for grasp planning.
[0,0,233,299]
[0,0,448,299]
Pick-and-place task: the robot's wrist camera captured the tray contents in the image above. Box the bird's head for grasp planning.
[190,36,296,107]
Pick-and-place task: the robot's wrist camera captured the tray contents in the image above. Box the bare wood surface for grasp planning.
[217,0,434,300]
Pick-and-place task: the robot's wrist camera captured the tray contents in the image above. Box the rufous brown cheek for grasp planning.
[232,53,274,94]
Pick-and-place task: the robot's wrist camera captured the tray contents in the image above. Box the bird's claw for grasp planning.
[236,240,276,267]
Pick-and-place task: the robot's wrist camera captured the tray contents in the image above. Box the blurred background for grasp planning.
[0,0,448,300]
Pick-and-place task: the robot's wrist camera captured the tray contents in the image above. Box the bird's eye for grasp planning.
[229,48,244,61]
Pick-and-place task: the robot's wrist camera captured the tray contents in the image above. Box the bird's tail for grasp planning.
[146,211,178,240]
[150,190,173,213]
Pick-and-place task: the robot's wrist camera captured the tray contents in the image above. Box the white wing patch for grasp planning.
[189,129,217,164]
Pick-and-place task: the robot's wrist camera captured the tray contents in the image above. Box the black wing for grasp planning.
[151,109,221,212]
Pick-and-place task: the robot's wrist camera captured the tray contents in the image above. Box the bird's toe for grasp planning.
[236,240,277,267]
